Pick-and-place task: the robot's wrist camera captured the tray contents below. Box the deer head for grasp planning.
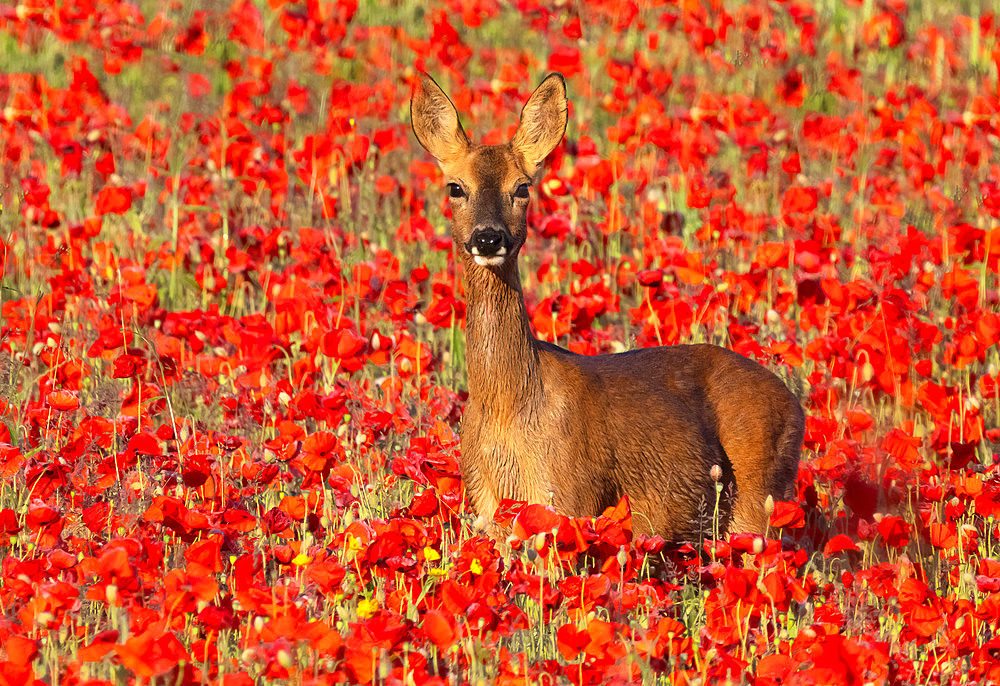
[410,73,568,273]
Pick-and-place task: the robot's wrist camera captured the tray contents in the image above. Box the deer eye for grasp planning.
[447,183,465,198]
[514,183,531,199]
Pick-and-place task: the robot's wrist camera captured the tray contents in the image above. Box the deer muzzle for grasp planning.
[467,227,510,266]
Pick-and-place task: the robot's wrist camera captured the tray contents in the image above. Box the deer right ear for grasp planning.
[410,73,471,167]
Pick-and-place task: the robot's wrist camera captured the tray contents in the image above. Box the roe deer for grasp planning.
[410,72,805,541]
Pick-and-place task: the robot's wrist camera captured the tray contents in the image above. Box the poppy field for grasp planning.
[2,0,1000,683]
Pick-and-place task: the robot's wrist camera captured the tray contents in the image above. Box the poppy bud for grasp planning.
[861,361,874,382]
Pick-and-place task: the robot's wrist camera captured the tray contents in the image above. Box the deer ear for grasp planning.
[511,73,567,173]
[410,73,471,167]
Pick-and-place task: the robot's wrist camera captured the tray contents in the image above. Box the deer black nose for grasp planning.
[470,228,505,256]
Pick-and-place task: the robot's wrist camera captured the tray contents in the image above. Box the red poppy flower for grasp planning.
[46,390,80,411]
[769,501,805,529]
[422,609,458,650]
[115,622,193,677]
[877,515,911,548]
[95,186,133,215]
[823,534,860,557]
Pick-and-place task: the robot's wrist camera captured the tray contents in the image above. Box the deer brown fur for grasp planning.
[411,72,805,541]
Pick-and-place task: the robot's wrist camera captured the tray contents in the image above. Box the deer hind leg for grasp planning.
[769,402,805,502]
[727,471,770,536]
[723,400,805,536]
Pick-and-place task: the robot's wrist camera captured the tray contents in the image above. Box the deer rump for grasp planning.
[410,71,805,543]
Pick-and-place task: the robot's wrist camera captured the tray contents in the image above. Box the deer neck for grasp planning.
[464,260,541,411]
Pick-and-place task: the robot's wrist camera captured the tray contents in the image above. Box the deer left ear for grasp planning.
[511,73,568,174]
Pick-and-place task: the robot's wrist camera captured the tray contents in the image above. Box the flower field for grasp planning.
[1,0,999,683]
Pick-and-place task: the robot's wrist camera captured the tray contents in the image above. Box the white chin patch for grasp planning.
[470,245,507,267]
[473,255,506,267]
